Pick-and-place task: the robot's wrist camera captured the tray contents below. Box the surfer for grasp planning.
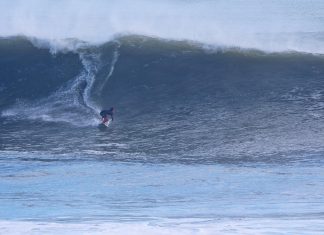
[100,107,114,124]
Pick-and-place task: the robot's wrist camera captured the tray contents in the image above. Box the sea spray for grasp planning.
[0,0,324,53]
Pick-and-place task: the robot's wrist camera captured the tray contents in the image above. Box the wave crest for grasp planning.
[1,0,324,53]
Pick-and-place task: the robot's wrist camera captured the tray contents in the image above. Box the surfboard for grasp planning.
[98,119,112,130]
[103,119,112,127]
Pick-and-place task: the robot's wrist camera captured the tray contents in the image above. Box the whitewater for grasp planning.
[1,0,324,53]
[1,0,324,234]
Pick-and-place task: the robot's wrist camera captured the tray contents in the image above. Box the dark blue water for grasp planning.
[1,5,324,232]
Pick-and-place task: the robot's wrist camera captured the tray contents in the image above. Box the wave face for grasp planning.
[1,36,324,163]
[1,0,324,53]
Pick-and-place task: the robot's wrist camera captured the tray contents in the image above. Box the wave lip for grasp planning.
[1,0,324,53]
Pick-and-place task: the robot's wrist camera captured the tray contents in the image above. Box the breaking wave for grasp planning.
[1,0,324,54]
[1,35,324,162]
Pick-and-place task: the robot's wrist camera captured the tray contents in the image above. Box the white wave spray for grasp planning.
[1,0,324,53]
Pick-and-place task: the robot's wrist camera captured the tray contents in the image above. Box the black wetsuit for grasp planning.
[100,109,114,121]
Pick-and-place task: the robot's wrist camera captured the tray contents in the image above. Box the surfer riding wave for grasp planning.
[100,107,114,125]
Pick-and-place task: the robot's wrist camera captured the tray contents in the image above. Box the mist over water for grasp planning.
[1,0,324,53]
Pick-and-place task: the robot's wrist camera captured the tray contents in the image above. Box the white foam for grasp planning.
[1,0,324,53]
[1,218,324,235]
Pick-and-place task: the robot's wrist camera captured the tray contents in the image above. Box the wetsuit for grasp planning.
[100,109,114,123]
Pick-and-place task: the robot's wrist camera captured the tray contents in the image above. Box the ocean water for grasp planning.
[1,0,324,234]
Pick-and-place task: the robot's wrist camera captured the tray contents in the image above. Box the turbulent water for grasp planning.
[1,0,324,234]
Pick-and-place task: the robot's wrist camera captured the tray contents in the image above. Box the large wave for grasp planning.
[1,36,324,161]
[1,0,324,53]
[2,36,324,122]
